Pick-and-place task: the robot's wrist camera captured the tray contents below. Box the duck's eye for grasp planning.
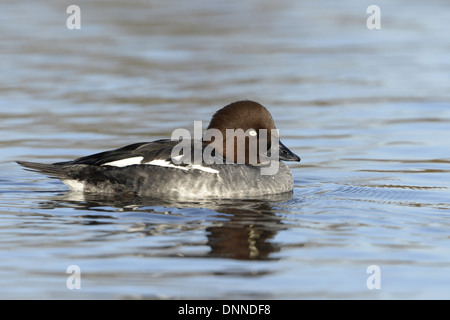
[248,130,257,137]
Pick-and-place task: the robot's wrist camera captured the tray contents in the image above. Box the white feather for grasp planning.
[189,164,220,174]
[145,159,219,174]
[102,156,144,167]
[100,156,218,174]
[61,179,85,192]
[145,159,182,169]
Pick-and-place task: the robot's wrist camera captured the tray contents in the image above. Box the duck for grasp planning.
[17,100,300,198]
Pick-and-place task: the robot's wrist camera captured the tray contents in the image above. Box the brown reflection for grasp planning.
[205,201,287,260]
[38,191,292,261]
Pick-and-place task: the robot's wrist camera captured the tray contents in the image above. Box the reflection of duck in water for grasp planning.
[200,193,292,261]
[206,201,287,260]
[18,100,299,199]
[41,192,292,261]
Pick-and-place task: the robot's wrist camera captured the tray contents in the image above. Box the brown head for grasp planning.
[204,100,300,164]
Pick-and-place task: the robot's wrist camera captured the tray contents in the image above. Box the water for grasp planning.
[1,0,450,299]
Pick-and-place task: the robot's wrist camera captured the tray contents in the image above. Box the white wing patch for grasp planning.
[145,159,181,169]
[100,156,219,174]
[102,156,144,167]
[188,164,220,174]
[145,159,219,174]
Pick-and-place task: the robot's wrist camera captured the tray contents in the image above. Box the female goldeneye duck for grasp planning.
[17,100,300,198]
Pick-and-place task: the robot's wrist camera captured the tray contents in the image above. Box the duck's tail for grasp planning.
[16,161,71,179]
